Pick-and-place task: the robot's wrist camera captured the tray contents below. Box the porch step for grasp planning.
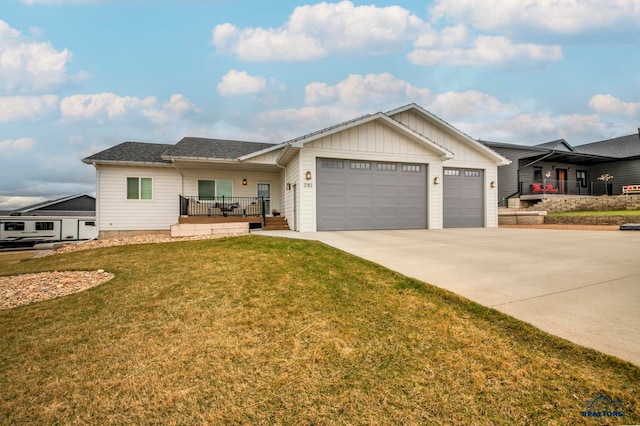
[263,216,290,231]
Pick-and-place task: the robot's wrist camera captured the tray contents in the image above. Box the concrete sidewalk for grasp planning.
[254,228,640,366]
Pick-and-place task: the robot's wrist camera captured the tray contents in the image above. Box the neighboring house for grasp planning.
[83,104,510,238]
[4,194,96,216]
[482,131,640,205]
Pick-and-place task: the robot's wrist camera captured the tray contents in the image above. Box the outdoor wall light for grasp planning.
[242,178,248,186]
[433,176,440,185]
[490,181,496,188]
[286,183,291,190]
[552,166,557,170]
[306,171,312,180]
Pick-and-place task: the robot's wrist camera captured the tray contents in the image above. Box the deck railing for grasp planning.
[519,179,603,196]
[179,196,266,222]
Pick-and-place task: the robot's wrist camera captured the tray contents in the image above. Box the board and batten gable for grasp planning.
[96,164,182,234]
[293,118,449,231]
[390,109,503,227]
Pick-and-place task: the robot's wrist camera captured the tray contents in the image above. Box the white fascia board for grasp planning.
[238,143,287,161]
[388,103,511,165]
[82,160,175,168]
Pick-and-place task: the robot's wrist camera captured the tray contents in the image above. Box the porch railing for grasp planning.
[519,180,611,196]
[180,196,266,222]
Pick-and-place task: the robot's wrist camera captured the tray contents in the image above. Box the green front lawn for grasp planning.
[1,236,638,424]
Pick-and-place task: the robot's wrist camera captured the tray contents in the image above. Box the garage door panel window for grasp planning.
[402,164,421,172]
[377,163,397,171]
[350,161,371,170]
[321,160,344,169]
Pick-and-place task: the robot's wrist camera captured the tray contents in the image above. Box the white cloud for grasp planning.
[430,0,640,35]
[142,94,200,124]
[212,1,424,61]
[0,20,73,93]
[0,196,47,211]
[257,105,361,141]
[0,137,36,152]
[409,35,562,67]
[60,92,157,119]
[428,91,519,120]
[217,70,267,97]
[305,73,431,107]
[589,94,640,116]
[458,112,610,144]
[0,95,58,122]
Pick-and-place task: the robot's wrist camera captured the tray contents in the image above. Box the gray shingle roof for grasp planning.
[83,142,174,164]
[575,133,640,158]
[163,137,277,160]
[534,139,576,152]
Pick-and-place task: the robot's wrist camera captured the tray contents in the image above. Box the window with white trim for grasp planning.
[465,170,481,177]
[198,180,233,200]
[127,177,152,200]
[444,169,460,176]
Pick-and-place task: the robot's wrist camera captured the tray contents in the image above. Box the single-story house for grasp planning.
[482,131,640,206]
[83,104,510,238]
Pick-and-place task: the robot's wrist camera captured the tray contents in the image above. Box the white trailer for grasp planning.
[0,216,98,245]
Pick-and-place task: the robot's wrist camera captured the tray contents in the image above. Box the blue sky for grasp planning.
[1,0,639,209]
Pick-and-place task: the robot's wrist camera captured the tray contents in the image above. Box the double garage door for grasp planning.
[316,158,427,231]
[316,158,484,231]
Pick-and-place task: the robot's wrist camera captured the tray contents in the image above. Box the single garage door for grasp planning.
[317,158,427,231]
[443,168,484,228]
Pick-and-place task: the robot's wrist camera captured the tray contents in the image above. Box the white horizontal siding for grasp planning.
[97,165,182,231]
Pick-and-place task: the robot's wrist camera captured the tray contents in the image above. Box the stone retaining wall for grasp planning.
[528,195,640,213]
[544,216,639,225]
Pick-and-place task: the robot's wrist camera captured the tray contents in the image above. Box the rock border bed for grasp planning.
[1,270,115,310]
[2,233,238,309]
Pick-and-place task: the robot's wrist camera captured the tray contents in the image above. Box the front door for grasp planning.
[257,183,270,214]
[557,169,567,194]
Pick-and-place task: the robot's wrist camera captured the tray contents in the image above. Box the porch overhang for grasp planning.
[520,151,618,166]
[170,158,283,172]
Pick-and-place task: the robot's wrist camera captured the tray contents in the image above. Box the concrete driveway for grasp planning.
[256,228,640,366]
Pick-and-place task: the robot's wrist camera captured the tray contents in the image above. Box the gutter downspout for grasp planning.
[275,144,293,229]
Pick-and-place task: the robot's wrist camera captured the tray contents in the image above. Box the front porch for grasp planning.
[519,179,610,199]
[178,196,289,231]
